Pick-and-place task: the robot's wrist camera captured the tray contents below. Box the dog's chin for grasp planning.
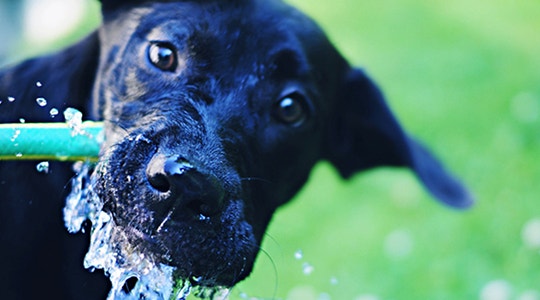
[139,199,259,287]
[94,193,259,287]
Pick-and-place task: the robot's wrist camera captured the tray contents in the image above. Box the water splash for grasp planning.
[85,211,180,300]
[62,107,98,139]
[63,108,84,136]
[64,162,230,299]
[63,162,102,234]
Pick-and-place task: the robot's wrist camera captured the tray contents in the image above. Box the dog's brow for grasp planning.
[269,48,307,79]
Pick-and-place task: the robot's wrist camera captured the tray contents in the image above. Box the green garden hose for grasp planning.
[0,122,104,161]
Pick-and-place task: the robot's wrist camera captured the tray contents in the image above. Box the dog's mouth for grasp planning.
[64,137,259,298]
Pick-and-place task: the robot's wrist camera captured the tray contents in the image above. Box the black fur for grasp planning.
[0,0,472,298]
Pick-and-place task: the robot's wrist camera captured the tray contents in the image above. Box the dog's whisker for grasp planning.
[235,242,279,299]
[263,232,281,249]
[240,177,273,184]
[155,209,174,234]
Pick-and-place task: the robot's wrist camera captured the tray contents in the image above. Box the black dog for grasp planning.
[0,0,472,298]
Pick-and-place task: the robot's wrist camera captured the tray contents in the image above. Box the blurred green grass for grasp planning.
[10,0,540,299]
[236,1,540,299]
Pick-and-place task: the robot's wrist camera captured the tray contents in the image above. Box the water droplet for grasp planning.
[134,133,151,144]
[11,129,21,142]
[36,161,50,174]
[8,96,15,102]
[36,81,43,87]
[50,108,59,118]
[19,118,25,123]
[198,214,210,221]
[302,262,314,275]
[191,276,203,283]
[294,249,303,260]
[15,153,23,157]
[330,276,339,285]
[36,97,47,107]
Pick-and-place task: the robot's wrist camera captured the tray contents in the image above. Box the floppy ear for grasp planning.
[325,68,473,208]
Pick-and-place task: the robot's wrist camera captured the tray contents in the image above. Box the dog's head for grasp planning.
[89,0,472,287]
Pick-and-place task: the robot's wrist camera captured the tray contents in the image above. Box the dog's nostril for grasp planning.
[188,200,218,218]
[146,154,192,193]
[147,173,170,193]
[146,154,225,219]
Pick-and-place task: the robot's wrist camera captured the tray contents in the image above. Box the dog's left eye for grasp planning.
[147,42,178,72]
[273,93,308,125]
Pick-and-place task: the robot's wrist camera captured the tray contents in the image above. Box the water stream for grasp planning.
[63,162,229,300]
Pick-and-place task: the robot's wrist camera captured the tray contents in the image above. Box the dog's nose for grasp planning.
[146,154,224,217]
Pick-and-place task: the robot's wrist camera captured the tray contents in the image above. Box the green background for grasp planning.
[6,0,540,299]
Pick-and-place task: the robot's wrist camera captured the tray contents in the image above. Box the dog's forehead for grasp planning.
[105,0,324,63]
[98,0,347,114]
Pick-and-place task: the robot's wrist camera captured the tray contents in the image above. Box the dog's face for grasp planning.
[91,0,346,286]
[89,0,471,288]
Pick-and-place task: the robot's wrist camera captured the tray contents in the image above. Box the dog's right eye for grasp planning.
[273,93,308,126]
[147,42,178,72]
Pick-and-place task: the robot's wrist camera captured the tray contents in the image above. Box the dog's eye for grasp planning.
[273,93,308,125]
[148,42,178,72]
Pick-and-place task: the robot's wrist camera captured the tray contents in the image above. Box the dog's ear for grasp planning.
[325,68,473,208]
